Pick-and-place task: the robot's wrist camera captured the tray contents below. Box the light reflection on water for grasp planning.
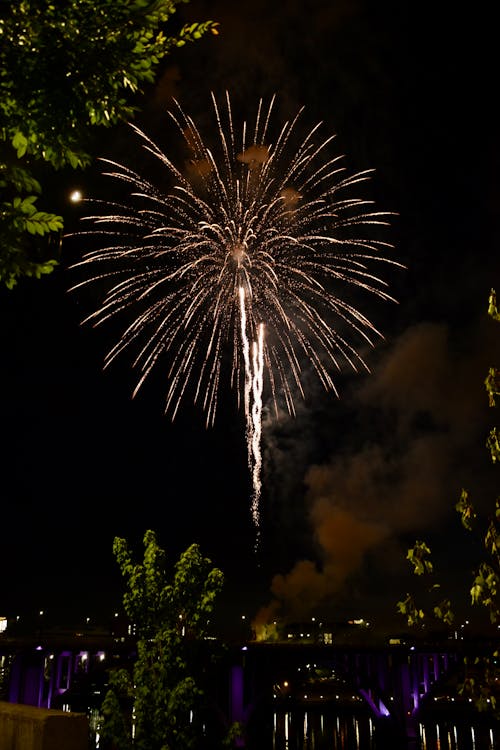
[270,709,375,750]
[264,709,498,750]
[419,720,497,750]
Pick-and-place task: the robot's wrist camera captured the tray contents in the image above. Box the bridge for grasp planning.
[227,640,471,740]
[0,633,488,743]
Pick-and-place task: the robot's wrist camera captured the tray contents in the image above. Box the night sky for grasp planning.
[1,1,497,637]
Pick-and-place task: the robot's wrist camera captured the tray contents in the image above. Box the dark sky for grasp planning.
[1,1,497,636]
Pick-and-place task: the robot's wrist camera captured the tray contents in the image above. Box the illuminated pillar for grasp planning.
[230,665,245,724]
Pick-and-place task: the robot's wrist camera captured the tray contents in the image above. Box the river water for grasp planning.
[245,707,499,749]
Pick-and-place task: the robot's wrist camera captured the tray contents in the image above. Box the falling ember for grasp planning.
[68,92,402,542]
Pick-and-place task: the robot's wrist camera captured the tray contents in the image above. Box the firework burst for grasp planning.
[70,92,401,534]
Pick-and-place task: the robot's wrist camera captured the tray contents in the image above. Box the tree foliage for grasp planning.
[0,1,218,288]
[397,289,500,715]
[100,530,237,750]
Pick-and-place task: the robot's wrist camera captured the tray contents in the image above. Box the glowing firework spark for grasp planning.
[70,92,401,534]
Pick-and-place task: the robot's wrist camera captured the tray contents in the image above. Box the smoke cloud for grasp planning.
[255,316,497,625]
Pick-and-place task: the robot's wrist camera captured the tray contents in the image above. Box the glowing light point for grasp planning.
[69,189,83,203]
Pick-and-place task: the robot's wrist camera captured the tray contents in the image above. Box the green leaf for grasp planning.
[488,289,500,322]
[396,593,425,627]
[485,369,500,408]
[433,599,454,625]
[456,488,476,530]
[407,540,433,575]
[12,130,28,157]
[25,211,63,235]
[486,428,500,464]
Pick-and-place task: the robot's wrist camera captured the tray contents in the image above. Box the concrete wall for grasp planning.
[0,701,89,750]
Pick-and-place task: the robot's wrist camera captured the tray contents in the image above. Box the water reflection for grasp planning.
[419,720,497,749]
[270,709,375,750]
[263,709,498,750]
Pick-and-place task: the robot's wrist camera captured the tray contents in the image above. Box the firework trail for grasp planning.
[239,286,264,533]
[70,92,401,537]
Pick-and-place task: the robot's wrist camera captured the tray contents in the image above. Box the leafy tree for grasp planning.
[100,530,240,750]
[100,669,135,750]
[0,1,218,288]
[397,289,500,715]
